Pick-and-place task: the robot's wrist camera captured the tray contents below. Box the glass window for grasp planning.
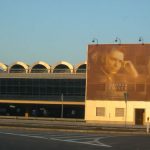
[115,108,124,117]
[96,107,105,116]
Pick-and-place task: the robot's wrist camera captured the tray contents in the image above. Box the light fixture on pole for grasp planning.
[124,92,128,128]
[61,93,64,118]
[139,36,144,45]
[92,38,98,44]
[115,37,121,44]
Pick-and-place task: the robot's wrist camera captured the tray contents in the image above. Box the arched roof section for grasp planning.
[53,61,74,73]
[30,61,51,73]
[75,61,87,73]
[0,62,8,72]
[9,61,29,73]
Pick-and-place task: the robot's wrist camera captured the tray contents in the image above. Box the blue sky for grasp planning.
[0,0,150,65]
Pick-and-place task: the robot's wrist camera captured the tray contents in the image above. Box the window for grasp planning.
[0,78,85,101]
[115,108,124,117]
[96,107,105,116]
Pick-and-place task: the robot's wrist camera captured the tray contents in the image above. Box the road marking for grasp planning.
[51,137,112,147]
[49,135,101,139]
[25,133,103,139]
[0,131,48,139]
[60,136,104,140]
[0,131,112,148]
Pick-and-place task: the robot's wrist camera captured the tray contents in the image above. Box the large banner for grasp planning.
[86,44,150,100]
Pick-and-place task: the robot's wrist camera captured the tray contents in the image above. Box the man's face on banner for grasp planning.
[104,49,124,75]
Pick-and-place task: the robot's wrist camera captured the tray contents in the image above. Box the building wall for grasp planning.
[86,44,150,125]
[0,75,86,118]
[85,100,150,125]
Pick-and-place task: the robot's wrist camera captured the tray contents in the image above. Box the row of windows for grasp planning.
[96,107,124,117]
[0,79,85,87]
[0,87,85,95]
[0,79,85,100]
[6,69,86,73]
[0,64,86,73]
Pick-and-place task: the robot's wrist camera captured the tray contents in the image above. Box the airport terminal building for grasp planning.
[0,61,86,118]
[1,43,150,126]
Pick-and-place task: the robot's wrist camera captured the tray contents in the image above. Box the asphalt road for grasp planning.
[0,127,150,150]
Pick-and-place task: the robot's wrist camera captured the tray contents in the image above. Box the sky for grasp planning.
[0,0,150,66]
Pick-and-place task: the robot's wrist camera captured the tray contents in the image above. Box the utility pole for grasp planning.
[124,92,128,128]
[61,93,64,118]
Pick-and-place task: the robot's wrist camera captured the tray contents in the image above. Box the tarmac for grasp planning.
[0,116,149,135]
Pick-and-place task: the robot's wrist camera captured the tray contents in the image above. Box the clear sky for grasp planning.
[0,0,150,65]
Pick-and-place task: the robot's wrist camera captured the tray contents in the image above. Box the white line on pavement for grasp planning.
[51,137,112,148]
[0,131,112,148]
[0,131,48,140]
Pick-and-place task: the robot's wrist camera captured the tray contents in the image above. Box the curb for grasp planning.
[0,122,149,135]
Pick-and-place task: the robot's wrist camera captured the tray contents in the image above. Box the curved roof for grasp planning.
[9,61,29,73]
[0,62,8,72]
[53,61,74,73]
[75,61,87,73]
[30,61,51,73]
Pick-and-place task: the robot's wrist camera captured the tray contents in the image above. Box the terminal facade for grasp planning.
[0,61,86,118]
[1,44,150,126]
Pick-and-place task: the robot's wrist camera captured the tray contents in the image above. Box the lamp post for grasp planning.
[115,37,121,44]
[61,93,64,118]
[92,38,98,44]
[124,92,128,127]
[139,36,144,45]
[147,117,149,134]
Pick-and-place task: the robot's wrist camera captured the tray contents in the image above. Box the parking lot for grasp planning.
[0,127,150,150]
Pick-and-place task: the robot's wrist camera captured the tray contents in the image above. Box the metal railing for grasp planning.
[0,69,86,74]
[0,95,85,102]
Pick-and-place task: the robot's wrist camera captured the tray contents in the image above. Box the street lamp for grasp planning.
[61,93,64,118]
[124,92,128,127]
[92,38,98,44]
[115,37,121,44]
[139,36,144,45]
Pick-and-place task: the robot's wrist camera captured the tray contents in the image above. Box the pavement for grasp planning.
[0,116,149,135]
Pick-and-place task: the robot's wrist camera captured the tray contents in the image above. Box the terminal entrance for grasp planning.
[0,103,85,119]
[135,109,145,125]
